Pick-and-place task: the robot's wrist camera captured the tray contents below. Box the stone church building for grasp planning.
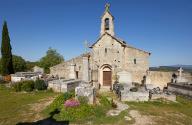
[50,4,151,90]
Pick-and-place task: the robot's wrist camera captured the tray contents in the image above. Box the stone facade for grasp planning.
[50,5,150,90]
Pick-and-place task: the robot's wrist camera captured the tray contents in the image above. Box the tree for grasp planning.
[26,61,39,71]
[39,48,64,73]
[12,55,27,72]
[1,21,14,75]
[0,55,27,73]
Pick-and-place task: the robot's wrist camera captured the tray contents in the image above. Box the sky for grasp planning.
[0,0,192,67]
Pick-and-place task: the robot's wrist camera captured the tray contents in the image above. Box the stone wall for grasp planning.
[50,54,83,79]
[148,71,192,89]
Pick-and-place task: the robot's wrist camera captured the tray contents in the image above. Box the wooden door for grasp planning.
[103,71,111,86]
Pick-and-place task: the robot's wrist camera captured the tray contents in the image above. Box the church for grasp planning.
[50,4,150,90]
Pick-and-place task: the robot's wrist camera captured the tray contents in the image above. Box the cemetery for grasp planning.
[0,2,192,125]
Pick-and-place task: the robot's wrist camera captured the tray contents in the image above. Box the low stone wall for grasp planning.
[148,71,192,89]
[148,71,173,89]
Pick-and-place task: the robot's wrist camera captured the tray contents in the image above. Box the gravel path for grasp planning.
[107,100,129,116]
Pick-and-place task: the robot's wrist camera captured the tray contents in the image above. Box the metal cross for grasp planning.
[105,3,110,12]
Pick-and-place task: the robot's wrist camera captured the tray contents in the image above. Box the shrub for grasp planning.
[21,80,34,92]
[64,99,80,108]
[78,96,88,104]
[12,80,34,92]
[63,92,74,101]
[34,79,47,90]
[100,95,111,107]
[12,82,22,92]
[59,104,95,121]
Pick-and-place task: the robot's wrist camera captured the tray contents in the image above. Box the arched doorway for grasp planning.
[100,64,112,86]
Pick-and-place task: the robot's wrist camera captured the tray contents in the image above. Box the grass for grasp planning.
[126,97,192,125]
[43,91,132,125]
[0,84,58,125]
[1,84,192,125]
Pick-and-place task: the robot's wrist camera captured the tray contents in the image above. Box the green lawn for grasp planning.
[0,84,58,125]
[1,84,192,125]
[126,97,192,125]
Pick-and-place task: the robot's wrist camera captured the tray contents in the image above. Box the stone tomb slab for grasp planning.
[121,91,149,102]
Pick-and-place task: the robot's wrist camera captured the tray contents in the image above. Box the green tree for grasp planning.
[12,55,27,72]
[1,21,14,75]
[0,55,27,73]
[26,61,39,71]
[39,48,64,73]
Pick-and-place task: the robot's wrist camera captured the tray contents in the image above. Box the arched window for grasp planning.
[105,18,109,30]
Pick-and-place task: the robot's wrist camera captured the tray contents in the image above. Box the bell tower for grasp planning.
[100,3,115,36]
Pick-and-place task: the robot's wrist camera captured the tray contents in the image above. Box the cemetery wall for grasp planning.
[148,71,192,89]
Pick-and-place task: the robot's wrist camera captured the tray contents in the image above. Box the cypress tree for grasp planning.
[1,21,14,75]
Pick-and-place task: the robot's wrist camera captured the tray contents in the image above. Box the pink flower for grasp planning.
[64,99,80,107]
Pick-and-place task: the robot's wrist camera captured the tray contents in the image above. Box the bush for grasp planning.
[78,96,88,104]
[12,80,34,92]
[12,82,22,92]
[21,80,34,92]
[34,79,47,90]
[100,95,111,108]
[59,104,95,122]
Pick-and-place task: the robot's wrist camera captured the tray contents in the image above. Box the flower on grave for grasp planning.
[64,98,80,108]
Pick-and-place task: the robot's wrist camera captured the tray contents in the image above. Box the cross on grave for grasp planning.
[178,67,183,77]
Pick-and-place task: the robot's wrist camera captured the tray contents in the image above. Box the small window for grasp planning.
[105,48,107,53]
[134,59,137,64]
[105,18,110,30]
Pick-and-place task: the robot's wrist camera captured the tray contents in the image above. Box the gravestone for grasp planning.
[75,84,96,104]
[177,67,188,83]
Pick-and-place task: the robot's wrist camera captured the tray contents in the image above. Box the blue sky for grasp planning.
[0,0,192,66]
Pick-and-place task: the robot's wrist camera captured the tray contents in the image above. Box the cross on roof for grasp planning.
[105,3,110,12]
